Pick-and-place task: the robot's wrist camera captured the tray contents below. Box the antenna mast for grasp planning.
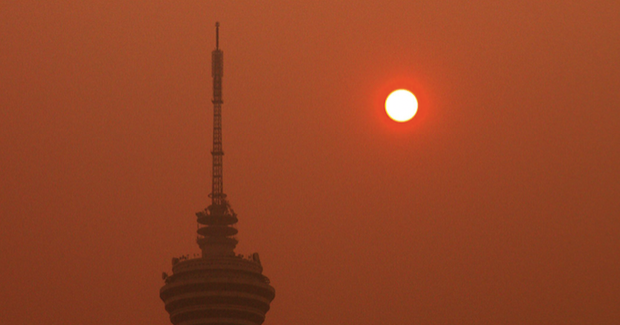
[211,22,224,207]
[195,22,238,257]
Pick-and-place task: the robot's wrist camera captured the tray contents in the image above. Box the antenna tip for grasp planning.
[215,22,220,49]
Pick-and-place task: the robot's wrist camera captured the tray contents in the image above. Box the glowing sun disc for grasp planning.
[385,89,418,122]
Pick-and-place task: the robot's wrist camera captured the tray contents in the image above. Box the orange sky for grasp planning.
[1,1,619,324]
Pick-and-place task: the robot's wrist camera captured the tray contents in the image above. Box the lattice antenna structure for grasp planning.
[211,21,225,207]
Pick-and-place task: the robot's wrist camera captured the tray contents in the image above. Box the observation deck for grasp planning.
[161,255,275,325]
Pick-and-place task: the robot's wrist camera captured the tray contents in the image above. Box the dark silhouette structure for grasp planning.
[160,22,275,325]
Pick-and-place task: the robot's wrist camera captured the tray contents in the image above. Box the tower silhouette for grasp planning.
[160,22,275,325]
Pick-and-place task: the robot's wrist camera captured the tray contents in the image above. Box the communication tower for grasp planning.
[160,22,276,325]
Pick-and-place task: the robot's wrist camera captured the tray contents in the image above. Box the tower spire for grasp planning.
[195,22,238,257]
[211,21,224,206]
[215,21,219,49]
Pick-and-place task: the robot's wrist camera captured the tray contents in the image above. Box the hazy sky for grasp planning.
[1,1,619,324]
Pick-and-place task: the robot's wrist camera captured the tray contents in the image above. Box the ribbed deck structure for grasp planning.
[160,255,275,325]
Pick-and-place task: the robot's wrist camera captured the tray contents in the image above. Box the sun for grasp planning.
[385,89,418,122]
